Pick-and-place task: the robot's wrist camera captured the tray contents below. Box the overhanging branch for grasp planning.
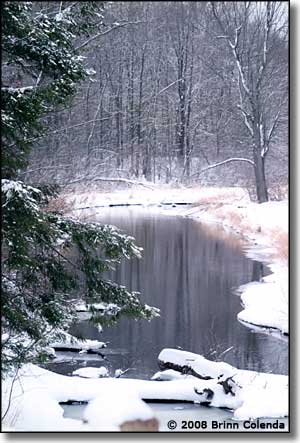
[76,21,145,51]
[193,157,254,177]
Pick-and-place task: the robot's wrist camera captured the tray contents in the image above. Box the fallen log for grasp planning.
[158,348,235,380]
[50,335,107,355]
[156,348,243,408]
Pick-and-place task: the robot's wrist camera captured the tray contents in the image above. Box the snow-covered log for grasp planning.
[50,334,106,354]
[158,348,236,380]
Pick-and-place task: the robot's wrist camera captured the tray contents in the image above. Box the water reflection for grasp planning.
[62,208,288,378]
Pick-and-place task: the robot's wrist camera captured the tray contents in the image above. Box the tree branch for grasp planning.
[256,2,273,88]
[193,157,254,177]
[76,21,145,51]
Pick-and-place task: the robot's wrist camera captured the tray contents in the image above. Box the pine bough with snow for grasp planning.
[1,2,159,375]
[2,179,159,373]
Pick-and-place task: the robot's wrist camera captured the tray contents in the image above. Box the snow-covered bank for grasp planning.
[236,265,288,334]
[184,199,289,335]
[2,349,288,432]
[63,186,249,210]
[63,186,288,335]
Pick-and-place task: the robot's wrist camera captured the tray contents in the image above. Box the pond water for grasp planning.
[48,207,288,380]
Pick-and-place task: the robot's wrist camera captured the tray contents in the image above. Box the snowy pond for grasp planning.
[46,207,288,426]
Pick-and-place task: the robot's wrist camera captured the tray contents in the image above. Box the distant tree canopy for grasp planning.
[22,1,288,202]
[1,2,159,374]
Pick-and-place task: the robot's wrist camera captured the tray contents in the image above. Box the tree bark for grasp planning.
[253,148,269,203]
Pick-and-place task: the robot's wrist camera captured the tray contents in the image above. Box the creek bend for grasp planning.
[48,207,287,379]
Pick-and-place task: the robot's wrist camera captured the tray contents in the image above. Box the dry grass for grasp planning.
[212,205,251,230]
[270,228,288,262]
[191,187,249,208]
[192,196,225,207]
[223,210,245,227]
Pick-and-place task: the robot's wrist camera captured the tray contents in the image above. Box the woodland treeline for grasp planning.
[18,1,288,202]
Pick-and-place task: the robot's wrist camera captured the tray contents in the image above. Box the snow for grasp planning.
[72,366,109,378]
[86,68,96,76]
[1,364,159,431]
[234,386,289,421]
[83,394,154,430]
[114,368,132,378]
[152,369,191,381]
[74,300,121,316]
[2,348,288,431]
[158,348,236,379]
[237,268,288,333]
[50,333,106,351]
[64,186,248,210]
[156,349,288,420]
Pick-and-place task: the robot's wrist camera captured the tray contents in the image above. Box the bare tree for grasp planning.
[210,1,288,202]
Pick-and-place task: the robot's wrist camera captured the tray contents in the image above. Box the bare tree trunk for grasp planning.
[136,47,145,178]
[253,147,268,203]
[127,53,135,176]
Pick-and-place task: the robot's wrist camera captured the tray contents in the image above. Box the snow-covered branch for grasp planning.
[228,25,242,50]
[257,2,273,88]
[195,157,254,177]
[211,3,250,97]
[76,21,145,51]
[267,105,284,145]
[237,104,254,137]
[1,86,35,93]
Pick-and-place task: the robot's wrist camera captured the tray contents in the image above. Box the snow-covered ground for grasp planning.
[64,186,288,335]
[2,349,288,432]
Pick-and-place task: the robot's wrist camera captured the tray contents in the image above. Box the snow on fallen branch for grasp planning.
[50,333,106,354]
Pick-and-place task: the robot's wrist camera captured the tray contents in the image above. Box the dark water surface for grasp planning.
[51,207,288,378]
